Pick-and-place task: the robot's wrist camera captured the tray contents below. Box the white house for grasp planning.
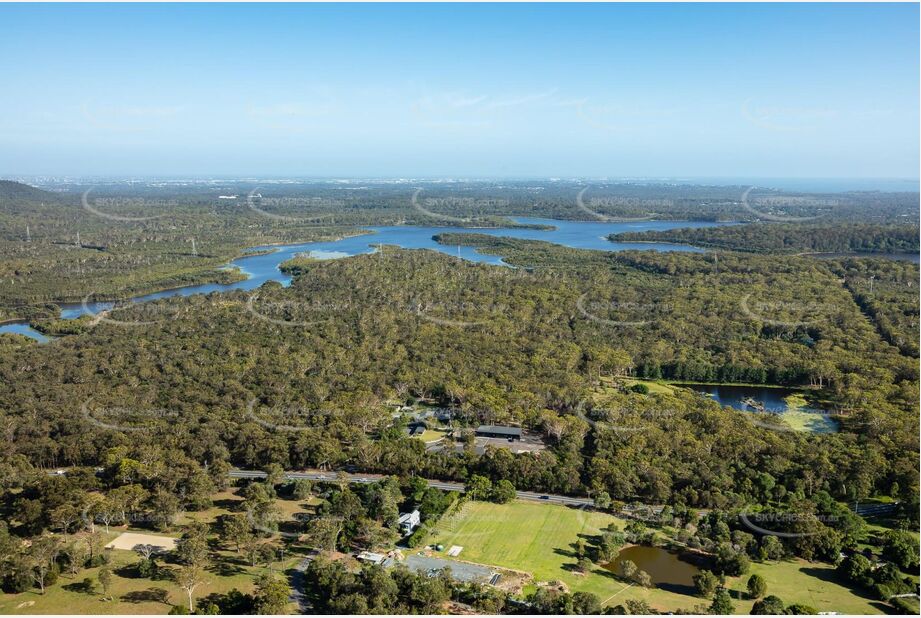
[398,509,421,536]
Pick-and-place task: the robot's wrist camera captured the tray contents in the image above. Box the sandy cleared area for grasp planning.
[105,532,178,553]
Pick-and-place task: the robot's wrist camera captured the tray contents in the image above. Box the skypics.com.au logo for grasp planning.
[577,293,672,328]
[576,187,663,222]
[244,292,508,330]
[81,398,179,433]
[739,186,835,222]
[739,295,837,329]
[410,188,509,224]
[80,289,191,328]
[81,189,175,223]
[246,189,338,224]
[738,507,839,538]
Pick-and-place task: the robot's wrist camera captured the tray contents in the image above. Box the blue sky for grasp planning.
[0,3,917,179]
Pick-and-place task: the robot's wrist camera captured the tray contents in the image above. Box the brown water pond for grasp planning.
[605,545,702,594]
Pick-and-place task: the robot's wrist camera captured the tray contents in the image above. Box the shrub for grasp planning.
[785,602,818,614]
[693,570,719,598]
[746,573,767,599]
[137,558,158,578]
[709,588,734,614]
[751,595,785,614]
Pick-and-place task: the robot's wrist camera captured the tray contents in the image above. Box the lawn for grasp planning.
[725,559,886,615]
[414,428,448,443]
[428,500,888,614]
[622,378,676,395]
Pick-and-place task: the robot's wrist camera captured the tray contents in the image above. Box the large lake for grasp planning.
[1,217,728,341]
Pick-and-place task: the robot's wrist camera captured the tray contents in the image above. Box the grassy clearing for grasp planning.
[780,410,839,433]
[0,547,296,615]
[2,487,315,615]
[178,488,322,527]
[622,379,677,395]
[595,377,676,397]
[780,393,839,434]
[176,489,241,526]
[724,559,885,615]
[414,428,448,443]
[428,501,887,615]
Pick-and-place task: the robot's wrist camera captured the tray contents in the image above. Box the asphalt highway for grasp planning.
[229,468,596,507]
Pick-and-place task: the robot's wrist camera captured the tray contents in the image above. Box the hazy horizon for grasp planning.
[6,175,918,195]
[1,3,918,179]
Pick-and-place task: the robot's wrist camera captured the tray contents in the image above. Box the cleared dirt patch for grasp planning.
[105,532,178,553]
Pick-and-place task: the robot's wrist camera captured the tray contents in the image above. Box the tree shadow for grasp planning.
[214,497,242,511]
[576,531,602,545]
[552,547,576,559]
[199,589,254,614]
[277,520,305,536]
[560,563,588,575]
[590,567,623,581]
[156,551,182,567]
[800,567,879,602]
[113,564,142,579]
[152,567,177,584]
[62,580,96,595]
[210,559,246,577]
[657,582,697,596]
[676,551,711,569]
[120,588,170,604]
[220,554,253,568]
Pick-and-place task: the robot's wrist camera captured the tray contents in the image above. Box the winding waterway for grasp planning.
[1,217,729,341]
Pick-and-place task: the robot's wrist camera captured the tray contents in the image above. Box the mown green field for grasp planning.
[429,500,886,614]
[726,559,885,615]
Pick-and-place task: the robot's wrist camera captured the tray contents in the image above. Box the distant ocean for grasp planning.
[685,177,920,193]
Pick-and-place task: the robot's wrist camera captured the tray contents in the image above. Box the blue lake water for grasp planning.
[682,384,798,413]
[682,383,838,433]
[0,322,51,343]
[1,217,728,342]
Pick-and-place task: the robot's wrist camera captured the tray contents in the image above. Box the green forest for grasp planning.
[612,222,919,255]
[0,180,917,614]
